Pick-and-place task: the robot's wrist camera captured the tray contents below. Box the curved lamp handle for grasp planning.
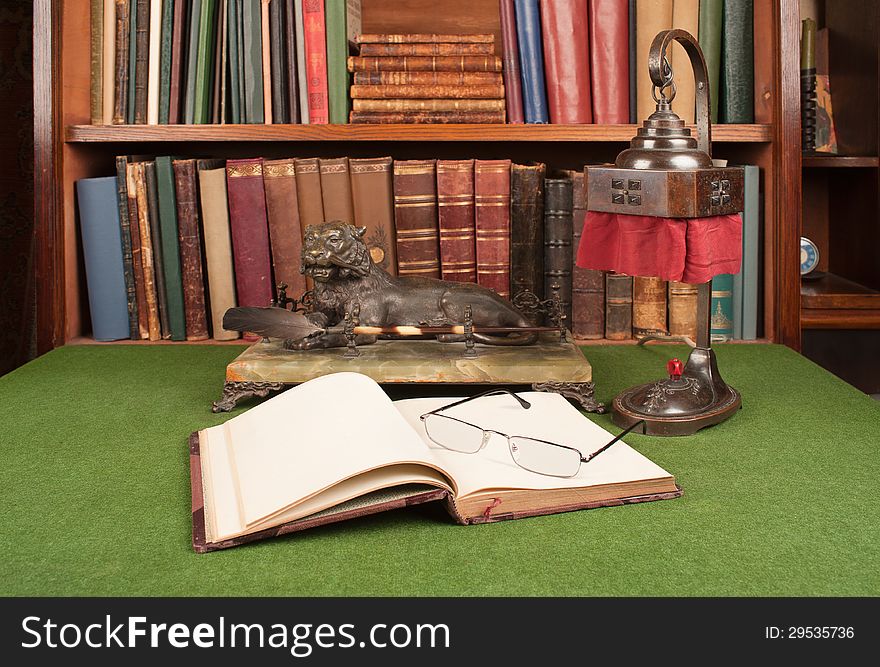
[647,29,712,157]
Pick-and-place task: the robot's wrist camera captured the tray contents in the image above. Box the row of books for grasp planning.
[502,0,755,125]
[75,156,760,343]
[89,0,362,125]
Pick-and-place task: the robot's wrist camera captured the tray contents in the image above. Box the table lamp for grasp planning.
[577,29,743,436]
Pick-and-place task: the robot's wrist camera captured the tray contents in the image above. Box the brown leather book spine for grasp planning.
[349,111,505,124]
[668,281,699,340]
[352,99,506,112]
[499,0,524,124]
[263,159,307,298]
[350,156,398,274]
[474,159,511,298]
[294,158,325,229]
[167,0,188,124]
[543,177,574,326]
[90,0,103,124]
[540,0,593,123]
[133,0,150,124]
[437,160,476,283]
[355,33,495,44]
[319,157,356,224]
[569,170,604,339]
[632,277,668,338]
[350,84,505,99]
[172,159,210,340]
[359,43,495,57]
[509,163,545,299]
[144,161,170,338]
[133,162,161,340]
[112,0,130,124]
[605,272,633,340]
[347,56,503,72]
[393,159,440,278]
[125,162,149,338]
[352,71,503,86]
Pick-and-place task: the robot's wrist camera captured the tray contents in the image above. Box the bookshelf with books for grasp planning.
[35,0,802,352]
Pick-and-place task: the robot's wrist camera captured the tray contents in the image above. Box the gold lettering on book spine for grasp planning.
[227,163,263,178]
[263,163,296,178]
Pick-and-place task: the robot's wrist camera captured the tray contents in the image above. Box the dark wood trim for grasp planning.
[800,309,880,329]
[802,156,880,168]
[33,0,64,354]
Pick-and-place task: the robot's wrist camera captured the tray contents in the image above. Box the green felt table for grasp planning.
[1,343,878,596]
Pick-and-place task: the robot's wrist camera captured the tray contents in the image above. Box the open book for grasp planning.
[191,372,681,552]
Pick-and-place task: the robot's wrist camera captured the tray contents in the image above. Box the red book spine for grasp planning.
[302,0,329,124]
[226,159,274,316]
[474,159,511,298]
[540,0,593,123]
[589,0,630,123]
[437,160,476,283]
[499,0,524,124]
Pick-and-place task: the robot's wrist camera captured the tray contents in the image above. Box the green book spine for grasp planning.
[710,272,734,342]
[127,0,137,124]
[158,0,175,124]
[194,0,218,123]
[325,0,349,124]
[144,162,171,337]
[720,0,754,123]
[184,0,203,124]
[741,164,760,340]
[242,0,264,123]
[732,251,743,340]
[227,0,242,123]
[698,0,723,124]
[155,156,187,340]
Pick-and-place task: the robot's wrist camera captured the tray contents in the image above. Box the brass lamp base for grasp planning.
[611,347,741,436]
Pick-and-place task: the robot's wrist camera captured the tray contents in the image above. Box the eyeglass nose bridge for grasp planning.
[480,428,507,450]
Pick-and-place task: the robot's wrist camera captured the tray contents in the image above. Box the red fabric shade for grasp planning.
[575,211,742,283]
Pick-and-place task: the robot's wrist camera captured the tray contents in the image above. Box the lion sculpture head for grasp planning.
[300,221,373,283]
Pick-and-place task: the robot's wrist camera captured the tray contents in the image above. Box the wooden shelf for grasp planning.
[65,123,773,143]
[802,155,880,168]
[801,273,880,329]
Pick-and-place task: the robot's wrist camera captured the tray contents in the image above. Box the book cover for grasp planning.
[112,0,130,124]
[263,159,307,298]
[740,165,760,340]
[194,0,219,124]
[325,0,350,124]
[351,99,505,112]
[628,0,636,123]
[90,0,104,125]
[102,0,116,124]
[351,71,503,85]
[133,162,162,340]
[242,0,265,123]
[698,0,723,123]
[668,280,698,340]
[540,0,592,124]
[632,276,668,339]
[154,156,187,341]
[146,0,162,124]
[569,170,604,340]
[350,156,398,275]
[184,0,203,124]
[284,0,300,123]
[710,273,734,342]
[293,0,310,123]
[543,177,573,326]
[157,0,175,124]
[318,157,356,224]
[393,159,440,279]
[294,157,325,228]
[474,159,511,298]
[589,0,630,124]
[144,162,171,337]
[509,162,545,299]
[125,161,150,338]
[347,56,502,72]
[168,0,188,123]
[302,0,329,124]
[437,159,477,284]
[75,176,130,341]
[720,0,754,123]
[635,0,672,122]
[227,0,242,123]
[133,0,150,124]
[358,43,495,57]
[127,0,137,123]
[213,0,228,123]
[355,33,495,43]
[172,159,211,340]
[605,272,633,340]
[349,111,504,124]
[261,0,273,124]
[113,156,140,338]
[513,0,549,123]
[349,84,505,99]
[670,0,698,124]
[269,0,288,123]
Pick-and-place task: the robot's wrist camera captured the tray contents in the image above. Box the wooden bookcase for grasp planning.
[33,0,802,353]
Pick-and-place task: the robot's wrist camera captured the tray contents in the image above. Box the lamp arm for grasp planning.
[648,30,712,157]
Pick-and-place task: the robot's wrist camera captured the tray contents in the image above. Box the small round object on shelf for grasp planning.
[800,236,820,275]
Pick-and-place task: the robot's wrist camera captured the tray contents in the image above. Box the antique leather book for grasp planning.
[242,0,265,123]
[125,161,150,339]
[589,0,629,124]
[496,2,521,124]
[437,159,477,284]
[359,43,495,57]
[474,159,511,298]
[352,99,506,112]
[302,0,329,123]
[191,373,679,552]
[668,281,698,340]
[262,159,307,298]
[226,159,274,312]
[101,0,116,124]
[114,156,139,338]
[90,0,104,125]
[393,159,441,278]
[349,84,505,99]
[144,162,170,337]
[319,157,356,224]
[347,56,502,72]
[112,0,130,124]
[133,0,150,124]
[183,0,203,124]
[127,0,137,123]
[540,0,592,124]
[720,0,754,123]
[350,156,398,275]
[198,165,241,341]
[146,0,162,124]
[172,159,210,340]
[133,162,161,340]
[154,156,187,341]
[284,0,300,123]
[509,162,545,299]
[569,170,604,340]
[628,0,637,123]
[157,0,174,124]
[670,0,698,124]
[349,111,505,124]
[605,272,633,340]
[293,0,309,123]
[514,0,549,123]
[352,71,502,86]
[635,0,672,121]
[294,158,325,228]
[227,0,243,123]
[326,0,351,124]
[698,0,723,123]
[194,0,219,124]
[543,177,574,326]
[212,0,227,124]
[260,0,273,124]
[632,277,668,339]
[710,273,734,342]
[167,0,188,124]
[269,0,287,123]
[355,33,495,44]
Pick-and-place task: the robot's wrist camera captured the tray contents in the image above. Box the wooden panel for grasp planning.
[803,156,879,167]
[801,170,829,272]
[801,309,880,329]
[802,329,880,393]
[801,272,880,309]
[827,168,880,291]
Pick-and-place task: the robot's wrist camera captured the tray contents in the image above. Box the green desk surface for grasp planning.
[1,344,878,596]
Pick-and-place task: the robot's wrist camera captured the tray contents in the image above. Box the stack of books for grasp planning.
[347,33,506,124]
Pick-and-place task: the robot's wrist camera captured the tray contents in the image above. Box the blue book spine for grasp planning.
[513,0,549,124]
[710,273,734,342]
[741,165,760,340]
[76,177,132,341]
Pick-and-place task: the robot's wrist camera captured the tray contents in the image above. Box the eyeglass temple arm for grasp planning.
[581,420,646,463]
[423,388,531,416]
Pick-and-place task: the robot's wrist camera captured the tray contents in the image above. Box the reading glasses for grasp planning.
[419,390,644,478]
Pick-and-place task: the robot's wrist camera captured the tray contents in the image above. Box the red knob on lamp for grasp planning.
[667,358,684,381]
